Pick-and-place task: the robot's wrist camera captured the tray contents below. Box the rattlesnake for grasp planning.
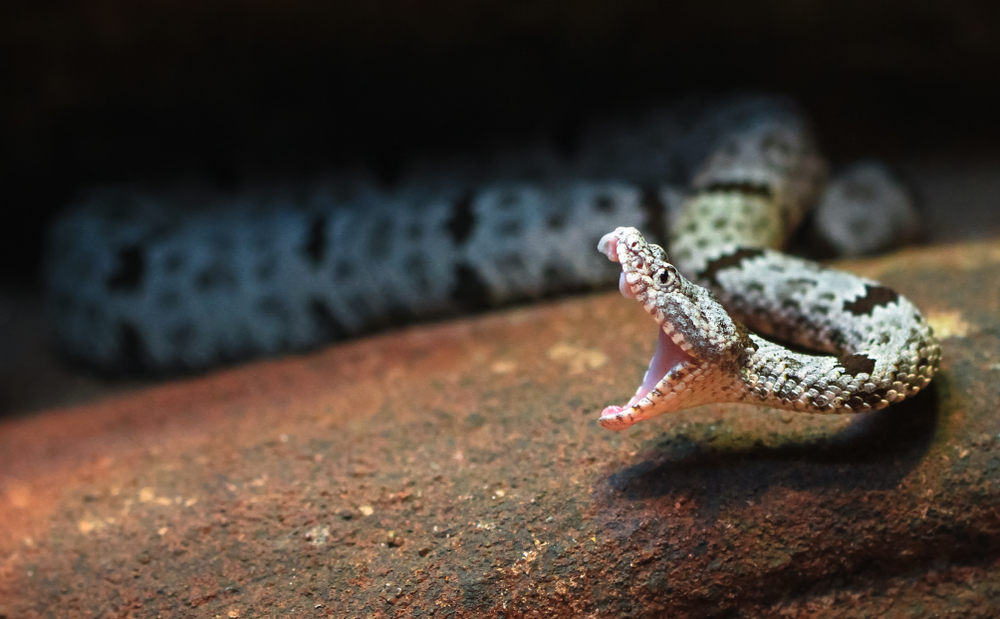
[46,94,936,418]
[595,115,939,428]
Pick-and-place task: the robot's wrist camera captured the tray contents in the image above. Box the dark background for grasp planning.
[1,0,999,413]
[3,0,1000,286]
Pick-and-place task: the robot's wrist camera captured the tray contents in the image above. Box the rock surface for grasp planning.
[1,239,999,618]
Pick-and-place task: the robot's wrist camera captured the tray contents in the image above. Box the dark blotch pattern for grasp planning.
[698,247,766,288]
[840,353,876,377]
[304,216,326,264]
[382,304,418,328]
[701,182,773,200]
[117,321,145,370]
[542,265,561,289]
[843,284,900,316]
[447,192,476,245]
[593,195,615,213]
[310,299,348,340]
[450,264,491,310]
[106,246,145,291]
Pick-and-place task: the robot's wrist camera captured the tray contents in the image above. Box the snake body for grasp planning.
[596,116,940,430]
[46,94,936,401]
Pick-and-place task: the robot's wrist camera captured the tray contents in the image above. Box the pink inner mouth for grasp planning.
[624,328,690,408]
[597,230,693,420]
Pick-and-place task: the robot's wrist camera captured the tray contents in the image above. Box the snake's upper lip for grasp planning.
[597,230,620,262]
[597,230,638,300]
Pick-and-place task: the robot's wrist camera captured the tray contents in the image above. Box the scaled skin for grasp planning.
[597,227,940,431]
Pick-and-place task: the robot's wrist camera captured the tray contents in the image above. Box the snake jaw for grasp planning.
[597,228,703,430]
[597,328,700,431]
[597,227,752,430]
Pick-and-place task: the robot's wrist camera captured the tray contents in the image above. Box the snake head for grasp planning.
[596,227,749,430]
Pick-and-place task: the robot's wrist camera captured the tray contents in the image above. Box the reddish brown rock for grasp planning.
[2,240,999,618]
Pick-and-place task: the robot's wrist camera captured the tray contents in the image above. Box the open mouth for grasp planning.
[623,327,693,408]
[597,230,695,427]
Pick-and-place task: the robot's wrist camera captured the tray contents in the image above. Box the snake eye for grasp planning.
[657,266,676,286]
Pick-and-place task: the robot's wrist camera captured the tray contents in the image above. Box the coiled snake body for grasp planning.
[597,113,939,429]
[46,95,939,425]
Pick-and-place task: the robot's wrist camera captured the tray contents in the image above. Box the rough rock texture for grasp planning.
[1,239,999,618]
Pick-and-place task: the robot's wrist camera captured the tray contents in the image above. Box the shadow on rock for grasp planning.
[580,380,987,617]
[602,380,941,511]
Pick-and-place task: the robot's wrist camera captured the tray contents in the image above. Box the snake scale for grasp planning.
[596,112,939,429]
[46,95,938,428]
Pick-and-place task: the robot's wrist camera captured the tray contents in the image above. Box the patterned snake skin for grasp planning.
[596,113,939,429]
[46,94,935,410]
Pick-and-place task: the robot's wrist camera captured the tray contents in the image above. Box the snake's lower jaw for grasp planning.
[598,405,641,431]
[597,295,704,428]
[598,361,740,430]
